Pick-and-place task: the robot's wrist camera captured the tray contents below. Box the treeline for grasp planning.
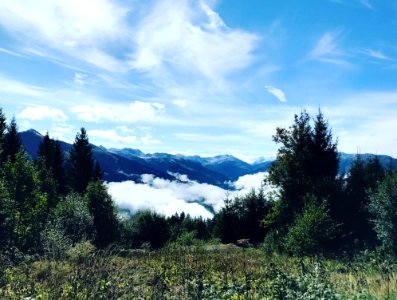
[215,110,397,257]
[1,107,397,261]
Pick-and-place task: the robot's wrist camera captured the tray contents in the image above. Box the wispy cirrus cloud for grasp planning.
[129,0,259,89]
[357,48,390,60]
[89,128,161,148]
[307,31,351,67]
[70,101,165,123]
[0,75,47,97]
[0,0,130,71]
[265,85,287,102]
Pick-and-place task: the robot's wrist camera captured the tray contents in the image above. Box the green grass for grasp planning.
[1,245,396,299]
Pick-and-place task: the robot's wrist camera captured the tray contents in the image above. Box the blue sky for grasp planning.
[0,0,396,161]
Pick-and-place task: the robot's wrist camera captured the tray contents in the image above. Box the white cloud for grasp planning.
[265,85,287,102]
[0,76,46,97]
[359,48,390,60]
[232,172,267,191]
[0,0,129,71]
[308,31,350,66]
[18,105,68,122]
[0,47,27,58]
[108,172,270,218]
[74,73,88,86]
[172,99,188,108]
[48,124,75,142]
[359,0,373,9]
[71,101,165,123]
[129,0,258,87]
[89,129,137,145]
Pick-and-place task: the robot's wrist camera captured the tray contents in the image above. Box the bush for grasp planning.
[121,210,170,249]
[40,225,71,260]
[66,241,96,262]
[368,172,397,256]
[51,193,95,245]
[284,198,339,256]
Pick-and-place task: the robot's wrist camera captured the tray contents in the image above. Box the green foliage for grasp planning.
[0,179,12,250]
[0,108,7,163]
[2,151,48,252]
[85,180,119,248]
[3,117,22,163]
[214,188,270,244]
[368,172,397,256]
[40,225,71,260]
[284,198,340,256]
[121,210,170,249]
[37,133,67,195]
[0,247,393,299]
[50,193,95,245]
[267,110,340,230]
[342,155,385,248]
[68,127,96,193]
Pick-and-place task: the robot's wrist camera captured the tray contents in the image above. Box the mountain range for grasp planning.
[20,129,396,189]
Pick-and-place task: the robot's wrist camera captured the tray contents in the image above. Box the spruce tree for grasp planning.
[69,128,95,193]
[85,180,119,248]
[343,155,385,248]
[37,134,66,195]
[52,140,66,195]
[4,117,22,163]
[0,108,7,163]
[38,132,53,168]
[267,110,340,229]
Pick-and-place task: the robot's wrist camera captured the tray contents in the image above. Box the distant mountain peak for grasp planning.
[26,129,43,137]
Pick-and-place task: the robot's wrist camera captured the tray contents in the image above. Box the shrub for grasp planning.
[284,198,339,256]
[368,172,397,256]
[51,193,95,245]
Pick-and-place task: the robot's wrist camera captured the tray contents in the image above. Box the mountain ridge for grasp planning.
[20,129,397,189]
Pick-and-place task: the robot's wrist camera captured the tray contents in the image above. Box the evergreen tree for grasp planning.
[93,160,103,181]
[69,128,96,193]
[37,134,66,195]
[0,179,12,250]
[0,108,7,163]
[4,117,22,163]
[2,151,48,251]
[368,172,397,256]
[266,110,340,232]
[52,140,67,195]
[38,132,53,168]
[85,180,119,248]
[309,110,340,200]
[343,155,385,248]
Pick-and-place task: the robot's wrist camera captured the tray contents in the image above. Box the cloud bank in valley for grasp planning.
[107,172,268,219]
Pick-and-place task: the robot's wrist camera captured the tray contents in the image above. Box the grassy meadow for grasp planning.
[1,244,396,299]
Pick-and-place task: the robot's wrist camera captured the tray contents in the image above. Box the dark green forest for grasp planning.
[1,107,397,298]
[0,107,396,257]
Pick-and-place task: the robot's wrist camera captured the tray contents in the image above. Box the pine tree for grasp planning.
[266,110,340,230]
[267,111,314,227]
[343,155,385,248]
[38,132,53,168]
[4,117,22,163]
[52,140,66,195]
[0,108,7,164]
[69,128,95,193]
[85,180,119,248]
[37,134,66,195]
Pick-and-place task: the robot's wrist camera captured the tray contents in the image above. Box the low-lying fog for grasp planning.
[107,172,268,218]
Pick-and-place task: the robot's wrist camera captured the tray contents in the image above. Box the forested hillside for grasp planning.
[1,107,397,299]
